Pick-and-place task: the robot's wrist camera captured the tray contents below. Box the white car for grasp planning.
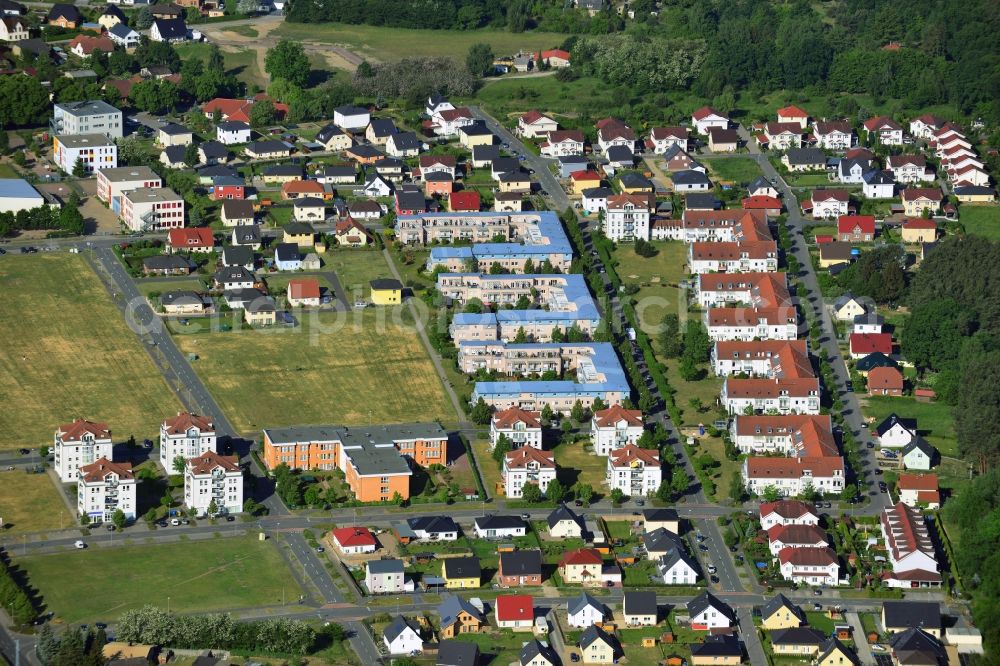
[170,518,180,526]
[74,540,86,549]
[707,565,717,574]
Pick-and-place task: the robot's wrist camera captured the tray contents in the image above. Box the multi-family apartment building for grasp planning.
[606,445,660,496]
[51,100,123,138]
[184,450,243,516]
[96,166,161,214]
[77,458,136,523]
[688,240,778,274]
[261,423,447,502]
[53,134,118,174]
[590,406,644,456]
[705,307,799,342]
[490,407,543,450]
[603,194,653,242]
[502,447,556,498]
[120,187,185,232]
[720,377,821,415]
[54,419,113,483]
[711,340,810,377]
[160,412,216,471]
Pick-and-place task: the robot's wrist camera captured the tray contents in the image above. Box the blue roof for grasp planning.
[429,247,474,260]
[412,211,572,264]
[453,313,497,325]
[0,178,43,200]
[470,342,629,398]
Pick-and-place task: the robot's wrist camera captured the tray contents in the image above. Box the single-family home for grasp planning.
[365,559,410,594]
[216,121,251,145]
[370,278,403,305]
[160,291,210,315]
[383,616,422,656]
[748,176,780,199]
[408,516,460,541]
[221,200,255,228]
[333,218,374,246]
[954,185,996,203]
[690,635,742,666]
[449,191,480,213]
[760,593,806,630]
[520,639,558,666]
[143,255,192,276]
[495,595,534,631]
[558,548,604,585]
[442,556,482,589]
[902,437,936,471]
[863,116,904,145]
[46,3,80,27]
[771,627,826,658]
[897,473,940,509]
[809,189,850,219]
[315,124,353,151]
[245,140,292,160]
[672,169,712,192]
[777,546,839,586]
[816,638,860,666]
[832,293,868,321]
[901,218,937,244]
[498,550,543,587]
[547,504,586,538]
[692,106,729,134]
[642,508,680,534]
[688,592,736,631]
[818,241,854,268]
[876,414,918,449]
[459,122,495,149]
[813,121,853,150]
[570,170,602,195]
[707,127,739,153]
[838,157,873,184]
[567,592,607,628]
[862,169,896,199]
[657,544,698,586]
[437,595,485,639]
[838,214,875,242]
[540,130,586,157]
[244,295,277,327]
[107,23,140,48]
[386,132,421,158]
[473,514,526,540]
[762,122,803,150]
[334,105,370,131]
[901,187,942,217]
[759,500,819,531]
[578,626,620,665]
[518,110,559,138]
[331,526,377,555]
[438,640,480,666]
[149,17,187,43]
[287,278,321,307]
[261,164,302,184]
[881,601,941,638]
[647,126,689,154]
[293,197,325,223]
[849,332,893,359]
[623,591,657,626]
[363,173,394,198]
[868,366,904,396]
[274,243,301,271]
[782,148,826,172]
[283,222,316,247]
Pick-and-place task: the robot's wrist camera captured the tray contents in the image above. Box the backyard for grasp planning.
[612,240,689,338]
[0,255,181,451]
[552,437,607,492]
[0,471,75,534]
[175,310,455,433]
[321,248,394,299]
[702,157,764,185]
[861,395,958,458]
[17,536,303,623]
[958,204,1000,241]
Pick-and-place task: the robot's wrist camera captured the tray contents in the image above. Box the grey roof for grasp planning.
[367,558,404,575]
[520,639,557,666]
[0,0,26,14]
[198,165,239,179]
[760,593,805,625]
[245,295,276,313]
[749,176,773,192]
[162,145,185,163]
[557,154,588,165]
[160,290,209,307]
[364,173,393,190]
[367,118,396,137]
[853,312,885,326]
[199,140,229,159]
[246,139,290,154]
[817,638,860,666]
[460,122,493,138]
[152,17,186,39]
[409,516,460,535]
[954,185,995,196]
[833,292,863,311]
[284,222,315,235]
[497,170,527,183]
[348,144,383,159]
[474,514,525,531]
[437,639,479,666]
[221,246,253,267]
[672,169,711,185]
[605,145,635,163]
[293,196,325,208]
[375,157,404,170]
[875,413,917,437]
[383,615,420,644]
[336,105,369,116]
[212,175,244,187]
[53,133,114,149]
[888,627,945,659]
[840,157,872,173]
[225,288,266,306]
[396,191,426,211]
[684,193,721,209]
[491,157,520,175]
[771,627,826,646]
[690,634,742,658]
[784,147,826,166]
[143,255,191,271]
[214,265,254,284]
[882,601,941,631]
[582,186,613,199]
[437,594,483,628]
[218,120,250,132]
[623,591,657,616]
[231,225,262,245]
[579,625,617,652]
[390,132,421,151]
[472,145,500,162]
[500,550,542,576]
[863,169,895,185]
[902,436,936,459]
[158,122,190,136]
[370,278,403,290]
[0,178,42,201]
[619,172,653,189]
[687,591,735,622]
[108,23,137,38]
[547,504,583,530]
[263,164,301,177]
[274,243,300,262]
[567,591,605,617]
[643,527,683,553]
[657,545,697,577]
[316,123,346,143]
[855,352,898,372]
[55,99,122,118]
[319,165,356,179]
[643,508,679,522]
[442,556,480,579]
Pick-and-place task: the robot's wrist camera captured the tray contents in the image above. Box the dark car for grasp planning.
[574,500,583,507]
[699,544,709,552]
[156,520,168,527]
[226,515,236,522]
[18,448,29,455]
[710,575,719,583]
[813,589,823,596]
[867,441,875,448]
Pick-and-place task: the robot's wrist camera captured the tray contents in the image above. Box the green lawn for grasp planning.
[322,248,394,298]
[471,438,502,496]
[804,611,837,634]
[0,471,75,534]
[612,240,689,337]
[473,74,613,121]
[689,435,739,503]
[137,279,208,297]
[0,255,181,450]
[17,536,303,623]
[787,173,834,187]
[174,42,261,87]
[175,309,455,433]
[0,162,19,178]
[274,22,566,63]
[448,631,535,665]
[703,157,763,185]
[861,395,957,458]
[664,359,724,428]
[958,204,1000,241]
[552,438,607,491]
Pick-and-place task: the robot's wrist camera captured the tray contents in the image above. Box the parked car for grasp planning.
[74,540,86,549]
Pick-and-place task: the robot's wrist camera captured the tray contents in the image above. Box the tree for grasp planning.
[491,433,512,464]
[761,485,781,502]
[36,623,58,665]
[303,484,322,507]
[117,135,147,166]
[550,326,565,343]
[656,480,672,503]
[634,238,657,257]
[112,508,127,530]
[682,319,712,363]
[521,483,543,503]
[488,261,506,274]
[184,142,200,168]
[265,40,310,87]
[134,5,153,28]
[466,43,495,77]
[237,0,258,14]
[464,298,485,314]
[610,488,625,505]
[59,203,85,235]
[249,99,277,128]
[172,455,186,475]
[727,471,745,503]
[571,400,586,424]
[576,483,594,505]
[592,397,606,412]
[566,323,586,343]
[678,354,700,381]
[470,397,492,425]
[546,478,567,503]
[513,326,528,343]
[659,313,682,358]
[541,404,554,425]
[72,157,88,178]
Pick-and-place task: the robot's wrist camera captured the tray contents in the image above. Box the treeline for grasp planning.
[571,35,707,93]
[0,193,86,238]
[286,0,508,30]
[0,551,37,626]
[116,606,319,654]
[351,58,479,106]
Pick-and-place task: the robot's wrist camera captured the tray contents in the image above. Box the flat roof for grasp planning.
[55,133,116,149]
[96,166,159,182]
[124,187,182,203]
[55,100,121,117]
[0,178,43,201]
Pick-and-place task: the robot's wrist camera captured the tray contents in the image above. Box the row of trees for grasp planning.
[36,625,105,666]
[351,57,479,107]
[0,554,35,625]
[658,315,712,382]
[0,193,85,238]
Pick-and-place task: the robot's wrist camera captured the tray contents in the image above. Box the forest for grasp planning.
[286,0,1000,121]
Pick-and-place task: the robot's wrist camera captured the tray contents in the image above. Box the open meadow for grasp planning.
[0,255,180,450]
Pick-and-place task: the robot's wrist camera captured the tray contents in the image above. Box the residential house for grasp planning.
[370,278,402,305]
[283,222,316,246]
[535,48,570,67]
[198,141,230,165]
[901,218,937,243]
[449,191,480,213]
[863,169,896,199]
[603,193,652,241]
[832,293,868,321]
[692,106,729,134]
[623,591,657,626]
[149,17,187,42]
[333,218,373,247]
[383,616,422,656]
[498,550,543,587]
[782,148,826,172]
[777,546,839,586]
[184,450,242,516]
[261,164,302,184]
[46,3,80,27]
[503,447,556,498]
[591,406,643,456]
[863,116,904,145]
[672,169,712,192]
[818,242,854,268]
[395,189,426,215]
[606,445,660,497]
[849,333,893,359]
[663,145,703,172]
[216,121,251,145]
[386,132,421,158]
[760,593,806,630]
[334,105,370,131]
[876,414,918,449]
[897,473,940,509]
[159,412,216,469]
[293,197,326,223]
[0,16,28,40]
[868,366,904,397]
[282,180,324,200]
[540,130,585,157]
[887,155,934,183]
[244,295,277,327]
[762,122,803,150]
[315,124,352,151]
[230,226,262,251]
[657,543,698,586]
[578,626,620,665]
[688,592,736,630]
[274,243,301,271]
[77,458,136,523]
[838,215,876,242]
[316,165,357,185]
[813,121,854,150]
[437,595,485,639]
[442,556,481,589]
[708,128,739,152]
[491,407,542,450]
[220,200,254,227]
[759,500,820,530]
[816,639,860,666]
[901,188,942,216]
[888,628,946,665]
[142,255,193,276]
[331,526,377,555]
[595,117,635,154]
[767,524,828,556]
[581,187,611,214]
[690,635,743,666]
[882,601,941,638]
[809,189,850,219]
[365,559,410,594]
[97,5,126,29]
[429,107,475,137]
[567,592,607,628]
[518,110,559,138]
[51,100,124,139]
[558,548,604,585]
[902,437,936,472]
[520,640,558,666]
[365,118,397,145]
[495,595,534,631]
[954,185,996,202]
[771,627,826,658]
[838,157,873,184]
[408,516,460,542]
[160,145,187,169]
[438,640,480,666]
[473,514,526,540]
[287,278,321,307]
[459,123,495,149]
[748,176,780,199]
[648,126,689,154]
[245,140,292,160]
[160,291,210,315]
[642,508,680,534]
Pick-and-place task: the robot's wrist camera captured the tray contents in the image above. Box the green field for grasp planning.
[552,438,606,492]
[958,204,1000,241]
[703,157,763,185]
[174,42,261,87]
[321,248,394,298]
[787,173,834,187]
[18,536,302,623]
[0,471,75,534]
[861,395,958,457]
[0,255,181,451]
[612,240,689,338]
[0,162,19,178]
[274,22,566,63]
[175,310,454,433]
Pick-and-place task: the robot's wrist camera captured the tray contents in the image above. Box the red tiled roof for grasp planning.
[765,121,802,136]
[850,333,893,355]
[777,546,837,566]
[812,189,849,203]
[887,154,926,168]
[202,96,288,123]
[897,473,938,492]
[777,105,809,118]
[650,126,688,141]
[419,154,456,168]
[79,457,133,483]
[593,405,642,427]
[496,595,533,622]
[742,195,782,210]
[187,450,239,475]
[760,499,817,520]
[691,240,777,261]
[868,366,903,390]
[559,548,603,567]
[545,129,584,144]
[863,116,902,131]
[437,107,472,121]
[746,456,844,480]
[767,524,827,546]
[282,180,325,195]
[570,170,601,181]
[449,191,481,212]
[504,447,555,469]
[168,227,214,248]
[162,412,214,435]
[493,406,542,429]
[520,109,551,125]
[901,188,943,202]
[288,278,321,300]
[837,215,875,234]
[58,419,111,442]
[69,34,114,55]
[692,106,725,121]
[536,49,570,61]
[608,444,659,468]
[332,526,377,548]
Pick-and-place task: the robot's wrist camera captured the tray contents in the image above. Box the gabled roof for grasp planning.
[519,639,557,666]
[559,548,603,567]
[838,214,876,234]
[888,627,945,661]
[868,366,903,390]
[875,413,917,437]
[495,594,533,622]
[902,436,935,459]
[761,593,805,624]
[186,450,239,475]
[408,515,459,534]
[367,558,404,575]
[882,601,940,631]
[777,546,837,567]
[443,556,481,580]
[690,634,742,658]
[771,627,826,646]
[162,412,214,435]
[623,590,657,616]
[777,105,809,118]
[58,419,111,442]
[493,406,542,429]
[580,625,618,652]
[767,524,828,547]
[474,514,526,531]
[383,615,420,644]
[499,549,542,575]
[547,504,583,529]
[79,457,132,483]
[151,17,186,39]
[692,105,726,121]
[593,405,642,427]
[687,591,735,622]
[817,638,860,666]
[437,594,483,627]
[568,591,605,617]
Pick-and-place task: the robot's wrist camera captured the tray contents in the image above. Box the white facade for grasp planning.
[778,550,839,586]
[490,413,543,450]
[217,122,251,145]
[383,623,422,655]
[184,451,243,516]
[120,187,185,231]
[707,315,799,342]
[603,198,651,242]
[53,134,118,174]
[334,107,371,131]
[690,605,733,630]
[721,380,821,415]
[503,452,556,498]
[810,195,849,219]
[759,506,820,531]
[54,421,114,483]
[606,449,661,497]
[659,556,697,585]
[77,459,136,522]
[159,413,217,471]
[591,415,643,456]
[568,601,606,628]
[52,101,123,139]
[365,562,410,594]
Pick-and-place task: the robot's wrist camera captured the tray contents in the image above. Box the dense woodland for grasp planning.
[287,0,1000,121]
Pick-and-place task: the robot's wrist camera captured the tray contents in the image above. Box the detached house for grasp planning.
[838,214,875,242]
[558,548,604,585]
[760,593,806,630]
[442,556,481,589]
[692,106,729,134]
[216,121,251,145]
[901,188,942,216]
[149,17,187,43]
[78,458,136,523]
[0,16,29,40]
[808,189,850,219]
[777,546,839,586]
[648,126,689,154]
[518,110,559,138]
[331,526,377,555]
[579,626,620,665]
[437,595,485,639]
[540,130,585,157]
[863,116,904,145]
[495,595,534,631]
[365,559,411,594]
[473,514,526,540]
[567,592,607,628]
[762,122,803,150]
[491,407,542,450]
[623,591,658,626]
[547,504,585,538]
[688,592,736,631]
[862,170,896,199]
[813,121,853,150]
[498,550,543,587]
[887,154,934,183]
[383,616,422,656]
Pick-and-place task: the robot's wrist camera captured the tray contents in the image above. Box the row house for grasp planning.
[720,377,821,415]
[159,412,216,471]
[767,523,828,556]
[711,339,809,377]
[78,458,136,523]
[688,240,778,274]
[502,447,556,498]
[880,502,942,588]
[184,450,242,516]
[759,499,820,531]
[606,445,661,497]
[705,307,798,342]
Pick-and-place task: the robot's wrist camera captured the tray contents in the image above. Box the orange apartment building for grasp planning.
[261,423,448,502]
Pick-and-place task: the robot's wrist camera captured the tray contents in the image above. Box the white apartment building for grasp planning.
[160,412,217,471]
[721,378,821,415]
[77,458,136,523]
[591,406,644,456]
[184,450,243,516]
[96,166,161,214]
[121,187,185,231]
[54,419,113,483]
[777,547,839,586]
[503,447,556,498]
[688,241,778,275]
[606,445,661,497]
[706,308,799,342]
[53,134,118,174]
[603,194,651,242]
[490,407,543,450]
[52,100,123,139]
